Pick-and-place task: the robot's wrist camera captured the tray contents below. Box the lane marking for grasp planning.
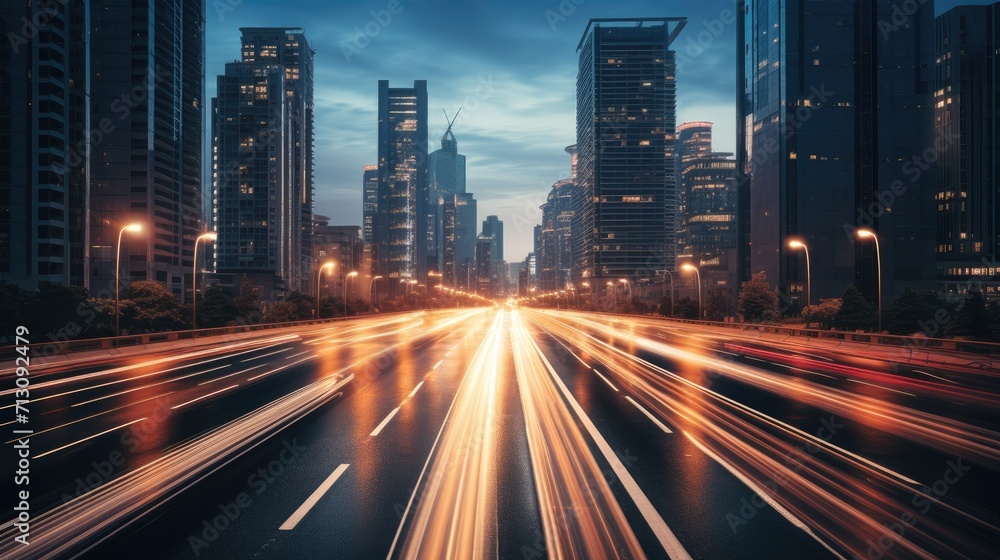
[240,347,293,362]
[433,360,443,370]
[847,378,916,397]
[387,313,501,558]
[246,355,315,382]
[36,418,146,459]
[592,368,619,392]
[68,365,230,408]
[529,334,691,560]
[198,365,265,385]
[684,433,846,560]
[912,370,958,384]
[170,385,239,410]
[369,407,400,437]
[279,464,350,530]
[625,396,673,434]
[408,381,425,399]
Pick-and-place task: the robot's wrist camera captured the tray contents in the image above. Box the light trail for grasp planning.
[510,312,658,558]
[394,311,505,559]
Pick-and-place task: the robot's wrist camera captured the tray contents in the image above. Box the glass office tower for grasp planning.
[375,80,429,298]
[934,3,1000,301]
[573,18,686,302]
[737,0,937,305]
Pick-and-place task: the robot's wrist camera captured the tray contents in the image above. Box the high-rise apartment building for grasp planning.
[1,0,89,290]
[212,28,314,299]
[88,0,205,300]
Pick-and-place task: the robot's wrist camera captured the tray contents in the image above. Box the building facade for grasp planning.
[375,80,428,298]
[935,3,1000,301]
[88,0,205,300]
[212,28,314,300]
[737,0,937,306]
[313,217,364,302]
[573,18,686,303]
[1,0,89,290]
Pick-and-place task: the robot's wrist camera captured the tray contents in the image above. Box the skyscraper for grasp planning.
[1,0,89,290]
[429,110,467,274]
[88,0,205,300]
[375,80,428,298]
[363,165,379,249]
[212,28,314,299]
[676,122,736,262]
[935,3,1000,301]
[573,18,686,302]
[737,0,937,305]
[481,215,504,263]
[441,192,477,288]
[537,146,578,291]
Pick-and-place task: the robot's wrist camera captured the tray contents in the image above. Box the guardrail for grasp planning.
[569,310,1000,357]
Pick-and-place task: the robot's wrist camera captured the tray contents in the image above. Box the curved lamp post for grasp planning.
[192,231,218,329]
[788,239,811,327]
[681,263,702,319]
[344,271,358,317]
[369,275,382,305]
[856,229,882,333]
[316,261,334,318]
[115,223,143,337]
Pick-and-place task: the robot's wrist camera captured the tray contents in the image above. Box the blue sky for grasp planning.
[204,0,987,262]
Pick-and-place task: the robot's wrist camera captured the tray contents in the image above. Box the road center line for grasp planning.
[408,381,425,399]
[529,333,691,560]
[170,385,239,410]
[433,360,443,370]
[624,396,672,434]
[592,368,619,392]
[279,464,350,530]
[240,347,293,362]
[370,407,400,437]
[36,417,147,459]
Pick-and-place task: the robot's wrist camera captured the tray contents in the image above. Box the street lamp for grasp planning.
[344,271,358,317]
[115,223,143,337]
[192,231,218,330]
[682,263,702,319]
[317,261,334,319]
[856,228,882,333]
[369,275,382,305]
[788,239,812,327]
[619,278,632,303]
[662,270,674,316]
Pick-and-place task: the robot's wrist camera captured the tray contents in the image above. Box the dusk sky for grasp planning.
[204,0,985,262]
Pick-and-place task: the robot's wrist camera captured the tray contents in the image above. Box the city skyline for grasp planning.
[201,0,990,263]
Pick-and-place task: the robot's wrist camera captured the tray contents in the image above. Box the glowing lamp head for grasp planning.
[125,223,143,233]
[321,261,334,271]
[788,239,805,249]
[682,263,697,272]
[856,229,875,239]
